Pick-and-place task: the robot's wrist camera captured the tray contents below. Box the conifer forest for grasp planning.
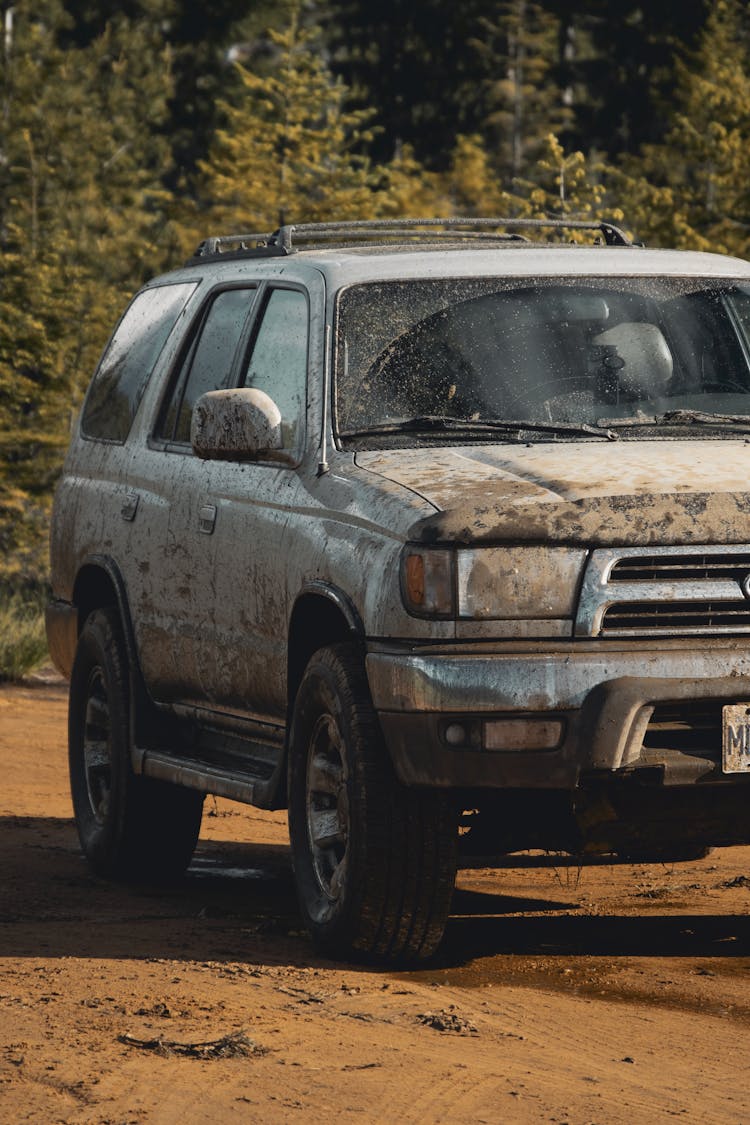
[1,0,749,601]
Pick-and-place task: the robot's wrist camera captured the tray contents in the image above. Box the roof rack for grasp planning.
[191,216,635,259]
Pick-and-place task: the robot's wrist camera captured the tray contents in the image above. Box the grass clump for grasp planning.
[0,593,48,681]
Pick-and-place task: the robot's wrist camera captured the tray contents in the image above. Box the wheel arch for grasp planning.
[287,583,364,716]
[72,555,154,757]
[74,556,135,649]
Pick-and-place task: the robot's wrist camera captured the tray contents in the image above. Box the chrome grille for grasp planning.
[575,545,750,637]
[602,600,750,632]
[610,554,750,583]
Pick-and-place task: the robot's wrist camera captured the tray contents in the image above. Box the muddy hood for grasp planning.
[355,441,750,546]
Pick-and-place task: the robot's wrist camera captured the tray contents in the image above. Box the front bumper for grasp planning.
[366,640,750,789]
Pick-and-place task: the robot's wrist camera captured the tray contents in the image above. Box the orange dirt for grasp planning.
[2,679,750,1123]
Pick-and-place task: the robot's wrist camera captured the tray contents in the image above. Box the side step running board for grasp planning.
[142,751,264,806]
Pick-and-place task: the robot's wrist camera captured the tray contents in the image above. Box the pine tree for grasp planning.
[666,0,750,254]
[612,0,750,254]
[0,1,176,582]
[326,0,489,170]
[445,133,617,234]
[472,1,571,184]
[197,7,449,236]
[374,143,449,219]
[199,11,382,232]
[545,0,707,160]
[442,135,513,216]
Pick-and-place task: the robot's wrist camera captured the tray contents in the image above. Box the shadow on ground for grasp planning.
[1,814,748,968]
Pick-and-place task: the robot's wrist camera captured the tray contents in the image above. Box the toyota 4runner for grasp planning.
[47,217,750,963]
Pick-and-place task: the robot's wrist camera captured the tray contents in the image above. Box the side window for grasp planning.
[82,282,197,442]
[241,288,308,451]
[159,287,256,443]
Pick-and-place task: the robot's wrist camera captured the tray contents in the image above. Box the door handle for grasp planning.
[121,490,140,522]
[199,504,217,535]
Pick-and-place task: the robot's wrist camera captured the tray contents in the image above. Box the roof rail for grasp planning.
[191,216,634,259]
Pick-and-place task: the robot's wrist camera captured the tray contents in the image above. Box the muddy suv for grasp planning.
[48,217,750,963]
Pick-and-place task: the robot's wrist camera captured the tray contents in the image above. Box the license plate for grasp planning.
[722,704,750,772]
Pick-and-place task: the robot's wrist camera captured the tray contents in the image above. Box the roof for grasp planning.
[301,244,750,285]
[151,218,750,290]
[159,243,750,290]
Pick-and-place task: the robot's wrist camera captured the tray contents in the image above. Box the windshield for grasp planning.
[334,276,750,442]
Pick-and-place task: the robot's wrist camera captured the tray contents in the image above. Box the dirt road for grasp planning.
[2,681,750,1124]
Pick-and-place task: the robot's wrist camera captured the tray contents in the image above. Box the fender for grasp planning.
[297,579,365,636]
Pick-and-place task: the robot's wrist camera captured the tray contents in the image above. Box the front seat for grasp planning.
[592,322,673,401]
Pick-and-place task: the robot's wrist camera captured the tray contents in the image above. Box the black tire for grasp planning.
[69,606,204,881]
[288,643,458,963]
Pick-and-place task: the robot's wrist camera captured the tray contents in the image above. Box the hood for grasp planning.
[355,440,750,546]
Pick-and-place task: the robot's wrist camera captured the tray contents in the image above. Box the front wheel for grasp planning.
[288,643,458,963]
[69,607,204,881]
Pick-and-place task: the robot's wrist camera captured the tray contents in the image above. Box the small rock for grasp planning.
[416,1009,478,1035]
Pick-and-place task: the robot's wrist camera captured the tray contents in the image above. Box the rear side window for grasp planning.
[82,282,196,442]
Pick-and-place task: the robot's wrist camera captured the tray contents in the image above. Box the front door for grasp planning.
[144,283,311,724]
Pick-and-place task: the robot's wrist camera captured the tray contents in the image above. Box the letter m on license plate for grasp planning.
[722,704,750,773]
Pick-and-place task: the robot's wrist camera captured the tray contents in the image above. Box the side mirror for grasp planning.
[191,387,287,462]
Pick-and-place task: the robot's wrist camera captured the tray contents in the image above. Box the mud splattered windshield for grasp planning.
[334,277,750,443]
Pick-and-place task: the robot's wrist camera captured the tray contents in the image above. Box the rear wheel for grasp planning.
[288,643,458,963]
[69,607,203,880]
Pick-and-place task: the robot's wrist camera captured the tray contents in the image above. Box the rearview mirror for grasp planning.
[191,387,287,461]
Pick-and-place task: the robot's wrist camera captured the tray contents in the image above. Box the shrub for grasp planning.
[0,593,48,681]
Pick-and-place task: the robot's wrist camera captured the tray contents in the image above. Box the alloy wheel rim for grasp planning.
[305,713,349,902]
[82,668,113,825]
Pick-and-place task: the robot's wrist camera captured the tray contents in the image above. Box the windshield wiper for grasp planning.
[660,409,750,427]
[342,415,618,441]
[600,409,750,430]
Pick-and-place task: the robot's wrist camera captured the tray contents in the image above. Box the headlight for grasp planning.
[401,545,587,619]
[401,547,454,617]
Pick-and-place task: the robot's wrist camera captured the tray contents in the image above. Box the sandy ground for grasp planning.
[1,681,750,1123]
